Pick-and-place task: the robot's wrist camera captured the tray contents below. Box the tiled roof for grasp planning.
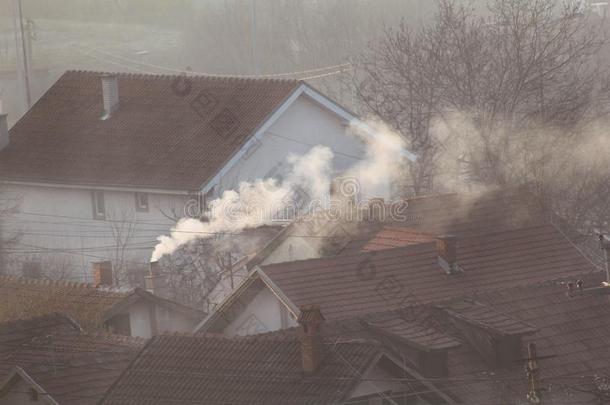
[254,274,610,404]
[259,224,598,320]
[359,227,435,252]
[100,333,380,405]
[0,71,299,190]
[438,299,537,337]
[340,189,548,254]
[0,330,144,405]
[441,272,610,404]
[0,313,81,348]
[0,275,128,331]
[366,314,461,351]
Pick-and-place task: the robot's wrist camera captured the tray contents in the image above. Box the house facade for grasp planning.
[0,70,388,281]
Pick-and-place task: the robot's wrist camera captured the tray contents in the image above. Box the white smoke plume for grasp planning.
[151,122,410,261]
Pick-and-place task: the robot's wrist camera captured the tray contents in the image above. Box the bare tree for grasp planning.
[355,0,610,233]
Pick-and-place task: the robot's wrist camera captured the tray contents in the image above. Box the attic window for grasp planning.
[91,190,106,220]
[135,192,149,212]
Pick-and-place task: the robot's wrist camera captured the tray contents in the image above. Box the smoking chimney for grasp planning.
[0,113,9,151]
[101,74,119,119]
[92,261,113,286]
[297,305,325,374]
[145,261,169,298]
[436,235,461,274]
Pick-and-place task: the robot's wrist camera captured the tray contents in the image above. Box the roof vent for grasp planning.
[101,74,119,120]
[436,235,462,274]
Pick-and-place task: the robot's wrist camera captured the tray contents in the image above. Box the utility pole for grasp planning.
[526,343,542,404]
[250,0,259,76]
[12,0,31,108]
[600,234,610,283]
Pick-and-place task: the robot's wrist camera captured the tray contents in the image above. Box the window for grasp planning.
[91,190,106,220]
[135,192,149,212]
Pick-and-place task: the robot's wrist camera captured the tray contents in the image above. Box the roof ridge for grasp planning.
[64,69,300,84]
[0,274,95,289]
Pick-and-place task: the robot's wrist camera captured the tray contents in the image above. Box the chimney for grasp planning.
[101,74,119,119]
[145,261,169,298]
[0,113,9,151]
[92,261,113,286]
[436,235,461,274]
[297,305,325,374]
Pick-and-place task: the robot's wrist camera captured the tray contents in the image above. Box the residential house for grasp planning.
[0,261,205,338]
[100,306,453,405]
[0,314,144,405]
[230,271,610,404]
[202,189,550,308]
[197,223,600,336]
[0,70,394,280]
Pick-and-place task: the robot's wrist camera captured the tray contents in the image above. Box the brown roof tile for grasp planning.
[260,224,598,320]
[101,333,380,405]
[0,331,144,405]
[0,71,299,190]
[0,275,128,331]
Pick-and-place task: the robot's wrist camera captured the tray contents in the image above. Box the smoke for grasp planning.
[151,122,410,261]
[346,120,408,199]
[428,111,610,232]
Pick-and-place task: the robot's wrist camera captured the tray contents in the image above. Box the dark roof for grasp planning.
[101,334,380,405]
[252,273,610,404]
[0,71,300,190]
[258,224,598,320]
[438,299,537,337]
[0,331,144,405]
[0,313,81,348]
[440,272,610,404]
[340,189,548,254]
[0,275,128,331]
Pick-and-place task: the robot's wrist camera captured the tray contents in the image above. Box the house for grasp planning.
[196,223,600,336]
[0,261,205,338]
[202,189,549,309]
[100,306,454,405]
[0,70,393,280]
[235,272,610,404]
[0,314,145,405]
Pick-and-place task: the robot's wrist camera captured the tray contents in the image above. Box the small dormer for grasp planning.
[439,300,538,369]
[365,313,461,378]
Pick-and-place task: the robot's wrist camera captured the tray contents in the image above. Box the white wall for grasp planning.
[214,94,365,195]
[223,287,297,336]
[2,183,187,282]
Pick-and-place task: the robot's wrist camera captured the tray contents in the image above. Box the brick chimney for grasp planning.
[436,235,461,274]
[101,74,119,119]
[92,261,113,286]
[145,261,169,298]
[297,305,325,374]
[0,113,9,151]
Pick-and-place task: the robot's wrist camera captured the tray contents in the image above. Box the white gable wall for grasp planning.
[223,286,297,336]
[213,94,365,195]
